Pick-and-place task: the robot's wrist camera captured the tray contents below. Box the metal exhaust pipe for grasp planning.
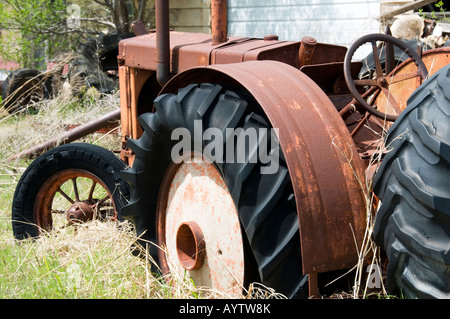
[211,0,228,45]
[156,0,170,86]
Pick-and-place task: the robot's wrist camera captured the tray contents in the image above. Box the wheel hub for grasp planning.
[157,155,245,294]
[176,222,206,270]
[66,201,94,224]
[377,77,389,88]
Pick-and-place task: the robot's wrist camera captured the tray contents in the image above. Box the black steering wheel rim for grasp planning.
[344,33,428,122]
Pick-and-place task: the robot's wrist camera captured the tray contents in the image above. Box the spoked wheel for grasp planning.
[12,143,129,239]
[121,83,307,298]
[35,170,118,228]
[157,154,245,294]
[344,33,428,122]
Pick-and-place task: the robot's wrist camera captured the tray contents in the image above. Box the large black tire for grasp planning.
[68,32,134,95]
[97,32,134,72]
[373,64,450,298]
[12,143,130,239]
[2,68,52,113]
[120,83,307,298]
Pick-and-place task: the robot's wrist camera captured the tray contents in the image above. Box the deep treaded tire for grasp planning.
[373,64,450,299]
[121,83,307,298]
[12,143,130,239]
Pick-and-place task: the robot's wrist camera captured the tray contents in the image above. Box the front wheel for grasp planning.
[12,143,130,239]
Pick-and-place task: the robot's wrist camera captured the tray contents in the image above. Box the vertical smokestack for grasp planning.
[211,0,228,45]
[156,0,170,86]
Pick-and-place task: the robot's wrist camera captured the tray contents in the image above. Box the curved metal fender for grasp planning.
[161,60,367,275]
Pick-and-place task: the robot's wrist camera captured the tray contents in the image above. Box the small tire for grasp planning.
[121,83,307,298]
[2,68,51,113]
[373,64,450,298]
[12,143,130,239]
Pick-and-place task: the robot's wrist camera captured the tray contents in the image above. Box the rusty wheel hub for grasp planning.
[34,169,116,232]
[65,201,94,224]
[157,154,245,294]
[176,222,206,271]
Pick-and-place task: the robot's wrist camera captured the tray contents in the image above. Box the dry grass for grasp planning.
[330,116,392,299]
[351,139,388,299]
[0,218,285,299]
[0,83,121,161]
[0,88,131,298]
[0,221,148,298]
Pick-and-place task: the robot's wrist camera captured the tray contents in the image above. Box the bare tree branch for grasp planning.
[79,17,116,28]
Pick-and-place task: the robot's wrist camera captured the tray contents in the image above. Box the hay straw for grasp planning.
[0,82,121,169]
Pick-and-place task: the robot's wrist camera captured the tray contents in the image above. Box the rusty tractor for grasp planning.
[11,0,450,298]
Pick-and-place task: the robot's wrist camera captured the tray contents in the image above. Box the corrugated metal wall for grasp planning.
[148,0,211,33]
[170,0,211,33]
[227,0,381,47]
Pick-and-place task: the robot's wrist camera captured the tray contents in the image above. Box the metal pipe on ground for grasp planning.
[7,109,121,161]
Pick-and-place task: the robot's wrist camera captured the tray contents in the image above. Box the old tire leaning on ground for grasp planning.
[373,64,450,298]
[2,68,52,113]
[121,83,307,298]
[68,32,134,95]
[12,143,130,239]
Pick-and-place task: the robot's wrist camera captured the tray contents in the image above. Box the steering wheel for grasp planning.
[344,33,428,122]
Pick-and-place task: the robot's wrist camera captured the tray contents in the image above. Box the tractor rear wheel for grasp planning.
[12,143,129,239]
[373,64,450,298]
[121,83,307,298]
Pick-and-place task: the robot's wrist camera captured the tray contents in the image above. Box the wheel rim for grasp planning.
[34,169,117,233]
[157,153,245,294]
